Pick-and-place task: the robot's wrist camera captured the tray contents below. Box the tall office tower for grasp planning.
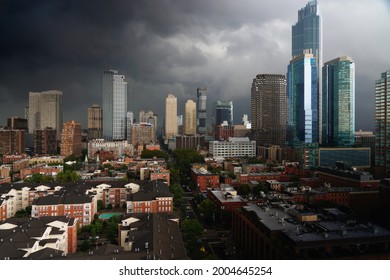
[0,128,25,155]
[375,70,390,176]
[251,74,287,146]
[287,53,318,146]
[34,127,57,155]
[139,110,157,126]
[213,101,233,126]
[87,104,103,140]
[184,100,197,135]
[197,87,207,134]
[60,120,82,157]
[165,94,178,140]
[322,56,355,146]
[102,70,128,141]
[292,0,322,141]
[28,90,63,140]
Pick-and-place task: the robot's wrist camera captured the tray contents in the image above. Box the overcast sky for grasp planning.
[0,0,389,131]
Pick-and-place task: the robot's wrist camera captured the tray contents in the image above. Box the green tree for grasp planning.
[97,200,104,211]
[199,199,215,224]
[56,170,81,183]
[181,218,203,241]
[252,183,269,197]
[80,240,91,252]
[181,218,206,259]
[172,149,204,181]
[106,216,120,244]
[24,173,54,183]
[237,184,251,196]
[169,183,184,208]
[140,150,168,160]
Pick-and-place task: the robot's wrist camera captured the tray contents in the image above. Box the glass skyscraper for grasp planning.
[287,53,318,146]
[322,56,355,146]
[196,87,207,135]
[102,70,128,141]
[292,0,322,142]
[213,101,233,126]
[292,0,322,62]
[375,70,390,176]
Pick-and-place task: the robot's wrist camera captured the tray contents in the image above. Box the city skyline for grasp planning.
[0,0,389,130]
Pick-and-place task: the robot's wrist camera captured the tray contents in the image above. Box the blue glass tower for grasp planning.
[287,54,318,146]
[292,0,322,142]
[322,56,355,146]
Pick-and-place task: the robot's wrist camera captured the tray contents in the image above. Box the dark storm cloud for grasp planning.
[0,0,388,129]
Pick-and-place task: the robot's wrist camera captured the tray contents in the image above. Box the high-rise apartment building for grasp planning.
[34,127,57,155]
[213,101,233,126]
[139,110,158,126]
[197,87,207,134]
[251,74,287,146]
[287,53,318,146]
[0,128,25,155]
[7,117,28,131]
[322,56,355,146]
[292,0,323,142]
[28,90,63,140]
[102,70,128,141]
[131,123,157,145]
[184,100,196,135]
[60,120,82,157]
[87,104,103,140]
[165,94,178,140]
[375,70,390,176]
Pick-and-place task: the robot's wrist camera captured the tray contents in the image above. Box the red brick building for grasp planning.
[191,167,220,191]
[127,181,173,214]
[237,172,292,184]
[31,193,95,226]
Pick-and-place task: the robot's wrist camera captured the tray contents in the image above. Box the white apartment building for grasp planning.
[209,137,256,158]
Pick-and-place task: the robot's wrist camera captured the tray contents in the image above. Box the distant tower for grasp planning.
[127,111,134,141]
[139,110,157,126]
[375,70,390,176]
[165,94,178,140]
[251,74,287,146]
[184,100,197,135]
[28,90,63,140]
[102,70,128,141]
[322,56,355,146]
[213,101,233,126]
[60,120,82,157]
[88,104,103,139]
[197,87,207,134]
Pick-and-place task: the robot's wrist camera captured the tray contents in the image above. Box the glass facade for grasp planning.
[197,87,207,134]
[319,148,370,168]
[287,54,318,146]
[102,70,128,141]
[322,57,355,146]
[292,0,322,142]
[213,101,233,126]
[292,0,322,62]
[375,70,390,174]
